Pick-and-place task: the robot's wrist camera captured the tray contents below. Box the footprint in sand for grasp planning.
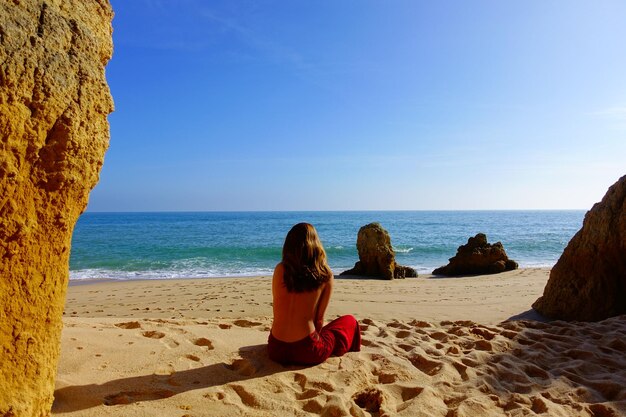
[311,380,335,392]
[295,388,323,400]
[361,338,378,347]
[452,361,469,381]
[373,369,397,384]
[461,357,479,368]
[607,337,626,352]
[501,330,518,339]
[290,372,335,393]
[471,326,496,340]
[233,319,262,328]
[161,338,180,349]
[397,343,414,352]
[473,340,493,351]
[293,373,308,390]
[203,391,226,401]
[400,385,424,402]
[226,358,259,377]
[447,326,468,337]
[408,354,443,376]
[523,364,550,380]
[302,398,324,413]
[563,348,594,360]
[103,390,175,405]
[193,338,214,350]
[229,384,261,407]
[142,330,165,339]
[430,331,449,342]
[387,322,411,330]
[321,395,350,416]
[353,387,385,413]
[395,330,412,339]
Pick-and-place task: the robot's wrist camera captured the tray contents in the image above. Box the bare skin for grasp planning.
[271,262,333,342]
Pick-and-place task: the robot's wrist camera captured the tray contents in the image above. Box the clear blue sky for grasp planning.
[89,0,626,211]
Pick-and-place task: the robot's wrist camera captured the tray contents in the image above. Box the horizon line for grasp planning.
[82,208,588,214]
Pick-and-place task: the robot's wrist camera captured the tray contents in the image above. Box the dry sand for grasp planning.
[53,268,626,416]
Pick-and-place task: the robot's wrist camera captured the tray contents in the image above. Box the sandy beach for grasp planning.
[52,268,626,416]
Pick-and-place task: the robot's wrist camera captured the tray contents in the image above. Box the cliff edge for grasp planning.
[533,175,626,321]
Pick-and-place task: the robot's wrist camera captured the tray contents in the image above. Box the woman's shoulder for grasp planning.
[273,262,285,284]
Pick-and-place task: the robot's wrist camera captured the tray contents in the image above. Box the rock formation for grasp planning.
[533,175,626,321]
[0,1,113,415]
[433,233,518,276]
[340,223,417,279]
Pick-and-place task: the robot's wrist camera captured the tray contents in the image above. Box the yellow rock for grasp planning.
[0,1,113,415]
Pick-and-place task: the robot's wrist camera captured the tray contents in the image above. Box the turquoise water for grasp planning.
[69,211,585,280]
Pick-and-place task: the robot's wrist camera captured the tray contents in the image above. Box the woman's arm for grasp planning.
[314,275,334,331]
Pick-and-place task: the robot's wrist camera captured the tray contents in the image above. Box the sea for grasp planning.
[69,210,585,281]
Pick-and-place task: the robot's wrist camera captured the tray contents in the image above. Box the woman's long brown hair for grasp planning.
[281,223,333,292]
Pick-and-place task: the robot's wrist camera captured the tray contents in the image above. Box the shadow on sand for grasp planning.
[506,308,551,322]
[52,344,301,413]
[476,315,626,416]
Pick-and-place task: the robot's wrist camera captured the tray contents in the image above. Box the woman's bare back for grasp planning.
[271,263,333,342]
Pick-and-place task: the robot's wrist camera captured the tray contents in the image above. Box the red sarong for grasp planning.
[268,315,361,366]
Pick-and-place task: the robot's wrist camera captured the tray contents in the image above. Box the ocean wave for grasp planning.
[70,259,556,281]
[393,247,414,253]
[70,266,275,280]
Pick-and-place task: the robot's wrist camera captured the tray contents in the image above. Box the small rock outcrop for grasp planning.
[533,175,626,321]
[433,233,518,276]
[340,223,417,279]
[0,1,113,416]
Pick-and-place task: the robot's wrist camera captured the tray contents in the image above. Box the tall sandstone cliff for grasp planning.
[0,1,113,415]
[533,175,626,321]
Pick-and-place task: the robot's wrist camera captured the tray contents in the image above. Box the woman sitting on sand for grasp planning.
[268,223,361,366]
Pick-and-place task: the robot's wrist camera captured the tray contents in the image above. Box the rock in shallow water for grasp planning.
[340,222,417,279]
[433,233,518,276]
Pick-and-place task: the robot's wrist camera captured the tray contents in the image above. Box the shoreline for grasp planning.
[67,266,552,286]
[63,268,551,325]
